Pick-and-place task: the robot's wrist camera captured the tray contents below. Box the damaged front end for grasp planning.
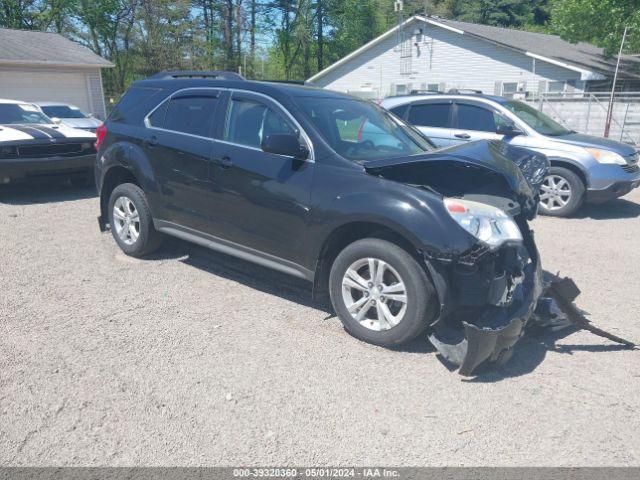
[366,140,550,375]
[425,217,542,375]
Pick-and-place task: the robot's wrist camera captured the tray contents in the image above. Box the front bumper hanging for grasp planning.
[428,245,543,376]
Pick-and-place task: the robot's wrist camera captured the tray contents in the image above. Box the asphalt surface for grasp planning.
[1,182,639,466]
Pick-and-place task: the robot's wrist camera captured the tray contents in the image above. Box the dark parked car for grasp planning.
[0,99,97,186]
[95,71,550,375]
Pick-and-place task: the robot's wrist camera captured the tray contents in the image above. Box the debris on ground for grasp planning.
[537,275,636,348]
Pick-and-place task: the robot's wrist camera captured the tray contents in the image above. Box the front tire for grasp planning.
[538,166,585,217]
[329,238,438,347]
[108,183,163,257]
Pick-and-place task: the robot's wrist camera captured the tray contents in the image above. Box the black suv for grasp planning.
[96,71,549,375]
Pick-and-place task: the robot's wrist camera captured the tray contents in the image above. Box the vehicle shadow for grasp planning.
[145,237,332,313]
[142,239,634,379]
[0,181,97,205]
[571,198,640,220]
[464,327,633,383]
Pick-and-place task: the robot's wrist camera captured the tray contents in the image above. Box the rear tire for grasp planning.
[538,166,585,217]
[329,238,438,347]
[108,183,163,257]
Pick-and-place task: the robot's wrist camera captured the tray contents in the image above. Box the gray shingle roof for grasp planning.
[434,17,640,79]
[0,28,113,68]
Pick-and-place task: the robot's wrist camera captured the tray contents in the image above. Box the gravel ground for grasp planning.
[1,182,639,466]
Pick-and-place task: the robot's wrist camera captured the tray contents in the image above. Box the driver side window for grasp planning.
[224,96,297,149]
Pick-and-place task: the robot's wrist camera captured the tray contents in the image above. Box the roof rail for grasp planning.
[150,70,245,81]
[409,89,442,95]
[262,79,318,87]
[448,88,483,94]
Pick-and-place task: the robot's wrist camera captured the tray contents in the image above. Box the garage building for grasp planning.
[0,28,113,119]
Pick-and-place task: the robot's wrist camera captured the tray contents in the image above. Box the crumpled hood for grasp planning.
[364,140,549,218]
[550,132,637,157]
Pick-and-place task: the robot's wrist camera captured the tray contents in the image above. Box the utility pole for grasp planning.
[604,26,628,138]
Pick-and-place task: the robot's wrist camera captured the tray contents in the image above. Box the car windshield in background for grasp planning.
[294,97,435,161]
[0,104,52,125]
[504,100,572,136]
[40,105,88,119]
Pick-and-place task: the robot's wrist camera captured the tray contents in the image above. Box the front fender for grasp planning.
[308,169,478,265]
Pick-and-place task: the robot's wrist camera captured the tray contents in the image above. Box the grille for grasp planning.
[621,163,640,174]
[17,143,86,157]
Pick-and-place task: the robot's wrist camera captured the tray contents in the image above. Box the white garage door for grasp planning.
[0,70,92,112]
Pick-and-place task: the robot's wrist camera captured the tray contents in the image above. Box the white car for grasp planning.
[36,102,103,133]
[0,99,97,186]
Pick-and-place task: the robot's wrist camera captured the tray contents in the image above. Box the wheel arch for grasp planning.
[312,221,423,300]
[100,165,142,228]
[547,157,589,188]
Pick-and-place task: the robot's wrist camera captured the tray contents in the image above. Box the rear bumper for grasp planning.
[0,154,95,182]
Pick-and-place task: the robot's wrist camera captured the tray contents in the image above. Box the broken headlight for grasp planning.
[444,198,523,250]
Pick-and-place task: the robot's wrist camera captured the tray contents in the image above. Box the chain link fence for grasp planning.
[525,92,640,146]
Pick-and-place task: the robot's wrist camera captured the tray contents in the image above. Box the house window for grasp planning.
[395,84,408,95]
[427,83,440,92]
[502,82,518,98]
[548,81,565,94]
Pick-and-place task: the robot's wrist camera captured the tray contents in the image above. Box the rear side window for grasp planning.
[456,104,497,132]
[408,103,451,128]
[162,96,218,137]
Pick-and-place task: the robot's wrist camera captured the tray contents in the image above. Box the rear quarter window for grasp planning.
[389,104,409,119]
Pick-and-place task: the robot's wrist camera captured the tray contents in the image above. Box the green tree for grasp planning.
[0,0,76,31]
[551,0,640,56]
[452,0,538,27]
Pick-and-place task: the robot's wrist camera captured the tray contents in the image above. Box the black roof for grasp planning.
[133,74,355,101]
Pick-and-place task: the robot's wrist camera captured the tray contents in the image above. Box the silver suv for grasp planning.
[381,94,640,216]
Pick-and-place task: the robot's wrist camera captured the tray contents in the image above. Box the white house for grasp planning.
[0,28,113,119]
[308,15,640,100]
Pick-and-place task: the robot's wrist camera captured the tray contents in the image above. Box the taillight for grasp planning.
[95,123,107,150]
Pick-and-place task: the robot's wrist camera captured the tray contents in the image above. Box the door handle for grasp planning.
[144,135,159,147]
[454,133,471,139]
[213,156,233,169]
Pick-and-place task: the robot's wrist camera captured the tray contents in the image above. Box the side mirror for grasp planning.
[51,117,62,125]
[496,124,523,137]
[262,134,309,160]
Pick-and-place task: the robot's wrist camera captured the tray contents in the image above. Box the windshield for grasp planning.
[504,100,571,136]
[0,103,52,125]
[40,105,88,119]
[294,96,435,161]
